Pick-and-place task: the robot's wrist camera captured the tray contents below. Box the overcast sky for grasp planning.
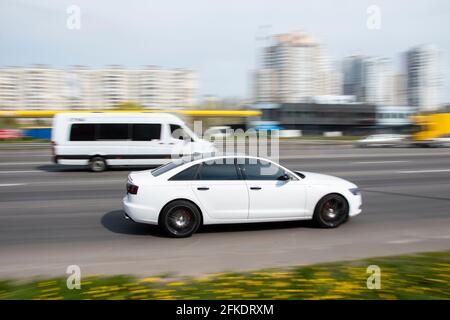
[1,0,449,101]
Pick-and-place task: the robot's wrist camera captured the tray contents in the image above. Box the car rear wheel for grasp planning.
[160,200,201,238]
[89,156,107,172]
[313,194,349,228]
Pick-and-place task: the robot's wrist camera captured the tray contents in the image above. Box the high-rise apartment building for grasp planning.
[392,73,408,106]
[406,45,441,112]
[342,56,394,105]
[254,31,341,103]
[0,65,198,109]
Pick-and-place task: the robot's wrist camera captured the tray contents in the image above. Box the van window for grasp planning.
[70,124,96,141]
[132,124,161,141]
[97,124,129,140]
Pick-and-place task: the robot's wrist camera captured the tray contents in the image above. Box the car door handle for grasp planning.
[197,187,209,191]
[250,187,262,190]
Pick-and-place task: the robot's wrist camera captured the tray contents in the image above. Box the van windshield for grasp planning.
[169,124,198,142]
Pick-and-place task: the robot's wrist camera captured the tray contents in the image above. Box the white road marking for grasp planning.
[354,160,409,164]
[0,179,124,188]
[0,170,43,174]
[0,162,48,166]
[387,239,424,244]
[280,152,450,160]
[0,183,27,187]
[398,169,450,174]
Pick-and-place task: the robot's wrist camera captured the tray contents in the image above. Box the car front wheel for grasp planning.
[160,200,201,238]
[313,194,349,228]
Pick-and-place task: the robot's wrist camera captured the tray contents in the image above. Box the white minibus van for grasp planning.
[52,113,216,172]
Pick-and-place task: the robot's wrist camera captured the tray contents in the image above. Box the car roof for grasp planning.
[184,154,273,165]
[154,154,292,179]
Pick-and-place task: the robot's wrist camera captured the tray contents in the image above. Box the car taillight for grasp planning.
[127,182,139,195]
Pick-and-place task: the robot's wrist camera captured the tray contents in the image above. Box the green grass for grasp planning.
[0,251,449,300]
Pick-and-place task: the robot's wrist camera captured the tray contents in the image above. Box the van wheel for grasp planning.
[89,156,107,172]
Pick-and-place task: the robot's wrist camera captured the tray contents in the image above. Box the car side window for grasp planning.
[197,161,240,180]
[169,164,200,181]
[239,159,286,180]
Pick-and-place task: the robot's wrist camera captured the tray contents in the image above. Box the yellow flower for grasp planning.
[167,282,186,286]
[271,282,290,288]
[141,277,161,283]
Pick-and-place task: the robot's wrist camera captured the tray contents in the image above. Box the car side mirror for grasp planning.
[277,174,290,181]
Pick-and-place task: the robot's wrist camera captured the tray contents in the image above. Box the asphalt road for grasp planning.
[0,144,450,278]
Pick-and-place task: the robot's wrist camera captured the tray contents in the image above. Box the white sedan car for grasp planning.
[355,134,407,148]
[123,156,362,237]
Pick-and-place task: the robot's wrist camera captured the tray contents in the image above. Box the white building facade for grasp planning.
[343,56,394,106]
[406,45,442,112]
[254,31,341,104]
[0,65,198,109]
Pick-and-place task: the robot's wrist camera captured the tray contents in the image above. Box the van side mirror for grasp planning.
[277,174,290,181]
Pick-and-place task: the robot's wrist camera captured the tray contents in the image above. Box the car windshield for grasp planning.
[151,159,190,177]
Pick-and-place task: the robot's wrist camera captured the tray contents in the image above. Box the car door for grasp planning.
[238,158,307,219]
[191,159,249,220]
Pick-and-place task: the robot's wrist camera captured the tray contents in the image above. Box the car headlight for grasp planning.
[349,187,360,195]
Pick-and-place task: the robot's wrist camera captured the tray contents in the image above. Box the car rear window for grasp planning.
[169,164,200,181]
[151,159,189,177]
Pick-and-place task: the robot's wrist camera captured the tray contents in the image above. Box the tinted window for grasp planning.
[239,159,285,180]
[152,159,189,177]
[70,124,95,141]
[197,162,240,180]
[132,124,161,141]
[169,164,200,181]
[97,124,129,140]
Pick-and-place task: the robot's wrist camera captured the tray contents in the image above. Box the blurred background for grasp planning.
[0,0,450,289]
[0,0,449,144]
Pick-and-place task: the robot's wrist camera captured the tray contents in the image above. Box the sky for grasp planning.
[1,0,450,101]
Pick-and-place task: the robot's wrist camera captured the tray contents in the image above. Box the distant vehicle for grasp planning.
[123,155,362,237]
[412,114,450,147]
[427,134,450,148]
[0,129,22,139]
[52,113,216,172]
[355,134,407,148]
[204,126,233,139]
[249,121,283,132]
[412,113,450,141]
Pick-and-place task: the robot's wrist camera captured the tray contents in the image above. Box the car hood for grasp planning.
[296,171,356,188]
